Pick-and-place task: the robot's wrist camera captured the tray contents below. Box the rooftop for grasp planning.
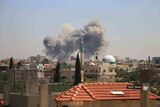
[55,82,160,102]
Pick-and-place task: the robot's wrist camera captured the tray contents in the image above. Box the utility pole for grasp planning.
[139,62,151,107]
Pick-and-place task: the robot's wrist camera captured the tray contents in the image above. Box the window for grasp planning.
[62,105,68,107]
[61,76,67,79]
[110,69,113,72]
[110,91,124,95]
[72,76,75,79]
[103,70,106,72]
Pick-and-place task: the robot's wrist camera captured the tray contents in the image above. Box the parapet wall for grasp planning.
[10,93,39,107]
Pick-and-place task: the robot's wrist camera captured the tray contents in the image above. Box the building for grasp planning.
[51,55,117,83]
[83,62,116,82]
[29,55,45,63]
[44,64,54,71]
[52,61,117,83]
[0,63,8,72]
[152,57,160,64]
[60,67,75,83]
[55,82,159,107]
[83,55,117,82]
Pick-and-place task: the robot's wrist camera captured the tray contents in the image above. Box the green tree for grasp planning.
[74,53,81,85]
[0,73,9,81]
[9,57,14,69]
[54,60,61,82]
[11,83,25,93]
[42,58,49,64]
[116,68,129,78]
[129,70,140,82]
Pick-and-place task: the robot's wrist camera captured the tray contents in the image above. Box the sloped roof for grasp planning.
[44,64,54,70]
[55,82,160,101]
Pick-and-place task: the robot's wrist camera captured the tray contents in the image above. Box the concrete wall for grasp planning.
[40,84,48,107]
[57,99,156,107]
[89,100,156,107]
[10,93,39,107]
[8,93,158,107]
[57,101,84,107]
[9,93,60,107]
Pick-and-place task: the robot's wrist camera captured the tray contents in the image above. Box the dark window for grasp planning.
[62,105,68,107]
[103,70,106,72]
[110,70,113,72]
[61,76,67,79]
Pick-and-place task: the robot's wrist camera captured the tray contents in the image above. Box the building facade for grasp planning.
[83,62,116,82]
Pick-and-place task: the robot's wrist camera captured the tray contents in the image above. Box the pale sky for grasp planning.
[0,0,160,59]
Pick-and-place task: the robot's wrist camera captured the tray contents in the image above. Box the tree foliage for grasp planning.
[54,60,61,82]
[129,70,140,81]
[42,58,49,64]
[0,72,9,81]
[116,68,140,82]
[11,83,25,93]
[74,53,81,85]
[9,57,14,69]
[116,68,129,77]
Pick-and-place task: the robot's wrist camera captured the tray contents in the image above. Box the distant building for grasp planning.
[9,64,37,82]
[115,56,139,72]
[60,67,75,83]
[29,55,45,63]
[55,82,159,107]
[83,62,116,82]
[152,57,160,64]
[29,56,37,63]
[0,63,8,72]
[54,55,117,83]
[44,64,54,71]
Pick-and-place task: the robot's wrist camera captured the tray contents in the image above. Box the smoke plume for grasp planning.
[43,20,108,60]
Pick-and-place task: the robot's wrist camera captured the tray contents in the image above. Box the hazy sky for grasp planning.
[0,0,160,59]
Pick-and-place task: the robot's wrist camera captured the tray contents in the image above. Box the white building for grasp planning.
[83,55,117,82]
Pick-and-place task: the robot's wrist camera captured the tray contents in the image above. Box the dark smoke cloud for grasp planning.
[43,20,108,60]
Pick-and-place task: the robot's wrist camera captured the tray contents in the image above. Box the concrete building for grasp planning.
[55,82,160,107]
[51,62,117,83]
[60,66,75,83]
[29,55,45,63]
[44,64,54,71]
[83,55,117,82]
[152,57,160,65]
[0,64,8,72]
[115,56,139,72]
[83,62,116,82]
[51,55,117,83]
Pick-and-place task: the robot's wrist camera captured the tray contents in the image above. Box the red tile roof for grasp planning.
[44,64,54,68]
[55,82,160,101]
